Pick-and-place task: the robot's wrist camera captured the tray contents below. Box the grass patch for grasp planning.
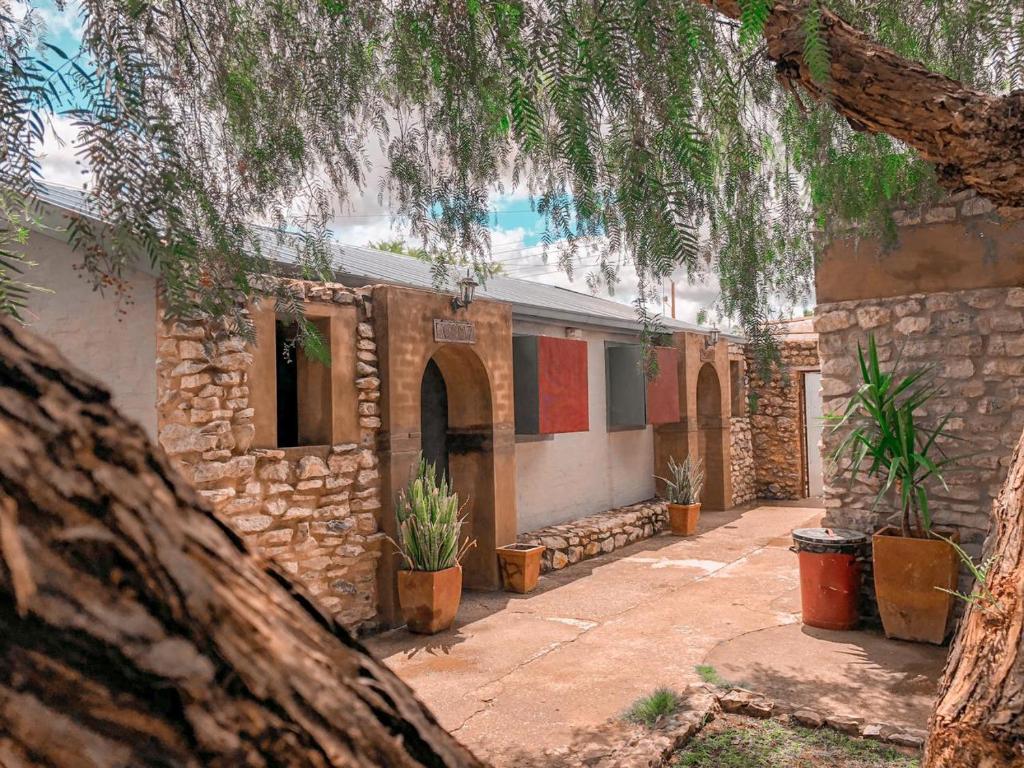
[673,717,919,768]
[694,664,733,688]
[624,688,680,727]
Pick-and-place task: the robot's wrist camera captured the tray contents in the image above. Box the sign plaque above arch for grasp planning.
[433,318,476,344]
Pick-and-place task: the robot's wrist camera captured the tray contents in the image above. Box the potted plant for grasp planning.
[829,335,961,644]
[657,456,704,536]
[496,542,546,593]
[393,457,475,634]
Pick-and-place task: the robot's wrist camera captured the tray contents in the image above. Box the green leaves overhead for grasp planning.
[1,0,1020,342]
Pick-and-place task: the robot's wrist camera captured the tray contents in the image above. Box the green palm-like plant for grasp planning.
[394,456,475,572]
[657,455,705,505]
[828,335,961,538]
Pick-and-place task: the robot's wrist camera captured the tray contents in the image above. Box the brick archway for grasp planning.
[374,285,517,627]
[696,362,728,510]
[425,343,497,590]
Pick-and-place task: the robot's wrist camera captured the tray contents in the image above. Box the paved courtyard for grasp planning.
[368,501,948,765]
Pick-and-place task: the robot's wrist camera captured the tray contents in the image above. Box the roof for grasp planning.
[27,181,724,337]
[771,316,817,342]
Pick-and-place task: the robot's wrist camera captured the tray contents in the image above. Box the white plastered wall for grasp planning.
[513,319,655,533]
[21,229,158,436]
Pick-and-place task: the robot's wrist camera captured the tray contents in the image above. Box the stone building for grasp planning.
[746,318,822,500]
[816,191,1024,609]
[20,182,768,632]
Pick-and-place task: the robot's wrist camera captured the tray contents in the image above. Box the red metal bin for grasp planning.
[791,527,867,631]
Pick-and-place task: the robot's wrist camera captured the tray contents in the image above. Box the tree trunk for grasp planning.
[698,0,1024,210]
[0,316,483,767]
[924,429,1024,767]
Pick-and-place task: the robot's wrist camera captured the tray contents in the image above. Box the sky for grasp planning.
[29,0,725,325]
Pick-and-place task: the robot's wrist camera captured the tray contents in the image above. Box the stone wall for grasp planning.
[518,500,668,573]
[817,286,1022,568]
[730,417,756,506]
[747,339,819,499]
[156,281,384,632]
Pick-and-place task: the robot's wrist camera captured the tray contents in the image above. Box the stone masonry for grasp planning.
[156,281,384,632]
[730,416,756,506]
[817,287,1023,570]
[518,500,668,573]
[747,338,819,499]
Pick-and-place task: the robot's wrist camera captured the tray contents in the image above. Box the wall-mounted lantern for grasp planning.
[704,326,720,351]
[451,270,479,311]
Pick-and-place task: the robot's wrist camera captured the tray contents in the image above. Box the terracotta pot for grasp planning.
[397,565,462,634]
[668,502,701,536]
[872,526,959,644]
[496,543,545,593]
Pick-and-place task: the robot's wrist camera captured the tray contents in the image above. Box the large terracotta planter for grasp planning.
[496,543,545,593]
[873,526,959,644]
[397,565,462,634]
[668,502,701,536]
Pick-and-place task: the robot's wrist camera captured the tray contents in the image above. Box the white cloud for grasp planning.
[37,115,88,188]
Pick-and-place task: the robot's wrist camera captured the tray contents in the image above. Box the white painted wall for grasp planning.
[21,229,158,436]
[513,320,656,533]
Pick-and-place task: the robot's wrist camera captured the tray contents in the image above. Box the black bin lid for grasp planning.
[792,527,868,551]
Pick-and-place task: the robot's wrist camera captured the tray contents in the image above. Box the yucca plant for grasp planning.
[657,456,705,505]
[394,456,475,572]
[828,335,961,538]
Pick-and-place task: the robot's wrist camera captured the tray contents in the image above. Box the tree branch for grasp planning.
[698,0,1024,209]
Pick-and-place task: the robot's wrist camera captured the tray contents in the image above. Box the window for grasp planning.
[275,316,332,447]
[605,342,647,429]
[513,335,589,435]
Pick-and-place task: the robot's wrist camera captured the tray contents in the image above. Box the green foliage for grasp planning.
[933,533,1001,612]
[694,665,733,689]
[2,0,1020,345]
[827,335,961,537]
[802,1,830,84]
[674,718,918,767]
[624,688,680,727]
[738,0,771,48]
[394,456,474,572]
[657,455,705,505]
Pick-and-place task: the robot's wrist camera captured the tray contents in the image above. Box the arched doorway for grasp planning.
[420,359,450,478]
[696,363,727,510]
[419,344,496,590]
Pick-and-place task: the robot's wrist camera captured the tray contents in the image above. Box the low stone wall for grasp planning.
[518,500,668,573]
[730,417,756,506]
[156,281,384,632]
[747,338,819,499]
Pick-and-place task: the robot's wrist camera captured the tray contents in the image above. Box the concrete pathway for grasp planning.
[368,501,947,765]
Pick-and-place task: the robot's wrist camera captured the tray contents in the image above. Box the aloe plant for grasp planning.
[828,335,961,538]
[394,456,474,571]
[657,455,704,505]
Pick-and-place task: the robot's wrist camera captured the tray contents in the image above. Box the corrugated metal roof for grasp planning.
[28,181,723,336]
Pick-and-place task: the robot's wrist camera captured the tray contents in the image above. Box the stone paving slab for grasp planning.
[368,501,947,766]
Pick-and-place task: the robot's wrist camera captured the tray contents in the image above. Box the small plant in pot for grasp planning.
[393,456,475,635]
[829,335,963,644]
[657,456,704,536]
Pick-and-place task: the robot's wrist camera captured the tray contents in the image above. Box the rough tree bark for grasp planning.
[924,431,1024,768]
[0,316,483,767]
[701,0,1024,210]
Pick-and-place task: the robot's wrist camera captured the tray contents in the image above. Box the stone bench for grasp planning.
[517,499,668,573]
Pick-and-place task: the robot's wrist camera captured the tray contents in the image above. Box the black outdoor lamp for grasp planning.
[704,326,720,350]
[452,270,479,311]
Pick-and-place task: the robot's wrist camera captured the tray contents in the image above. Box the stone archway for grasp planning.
[697,362,728,510]
[424,344,497,590]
